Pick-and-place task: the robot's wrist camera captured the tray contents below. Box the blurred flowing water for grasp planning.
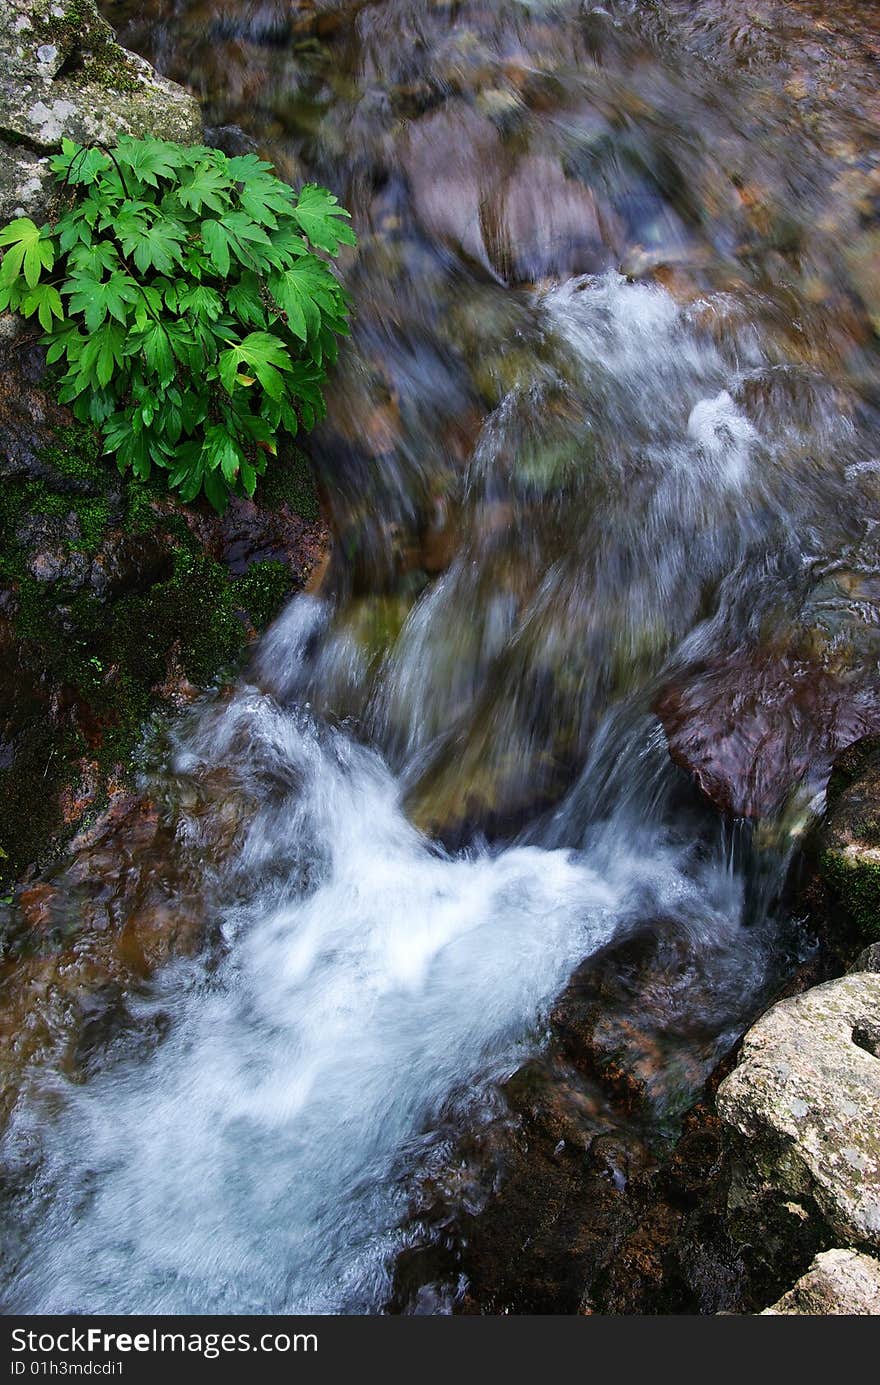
[3,0,880,1312]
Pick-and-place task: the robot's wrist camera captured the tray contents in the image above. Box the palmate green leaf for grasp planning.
[217,330,293,400]
[63,269,140,331]
[267,267,320,342]
[90,322,128,389]
[20,283,64,332]
[163,320,207,373]
[203,422,246,482]
[131,283,164,330]
[115,207,187,274]
[200,211,273,276]
[49,139,110,187]
[239,459,257,498]
[167,439,201,488]
[292,184,357,255]
[0,136,354,511]
[286,361,327,430]
[176,162,233,215]
[114,135,187,187]
[202,468,229,511]
[0,280,22,314]
[58,322,127,396]
[263,222,309,268]
[55,205,96,253]
[109,426,152,481]
[237,411,277,452]
[42,319,82,366]
[100,198,156,237]
[226,271,267,327]
[237,173,297,228]
[268,259,344,340]
[200,218,233,277]
[67,239,119,277]
[153,391,184,445]
[0,217,54,289]
[225,154,275,180]
[126,321,176,388]
[177,283,224,320]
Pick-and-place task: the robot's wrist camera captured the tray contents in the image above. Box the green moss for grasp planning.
[123,477,164,534]
[258,446,320,520]
[0,533,249,889]
[235,559,293,630]
[0,449,250,890]
[39,421,106,489]
[0,410,325,886]
[825,736,880,807]
[820,848,880,941]
[113,544,245,691]
[71,496,110,551]
[0,477,109,560]
[0,423,119,582]
[0,723,86,897]
[29,0,143,96]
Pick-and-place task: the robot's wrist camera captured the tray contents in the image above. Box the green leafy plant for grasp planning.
[0,137,356,511]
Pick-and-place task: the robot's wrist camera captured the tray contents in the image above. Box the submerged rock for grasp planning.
[400,102,616,284]
[717,973,880,1254]
[762,1248,880,1316]
[0,0,201,220]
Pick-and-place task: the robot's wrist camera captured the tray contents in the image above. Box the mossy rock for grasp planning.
[0,419,320,888]
[0,0,201,220]
[818,735,880,942]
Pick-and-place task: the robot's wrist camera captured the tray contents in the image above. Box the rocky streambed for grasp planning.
[0,0,879,1316]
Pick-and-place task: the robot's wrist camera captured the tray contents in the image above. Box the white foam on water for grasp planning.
[1,692,631,1313]
[687,389,757,487]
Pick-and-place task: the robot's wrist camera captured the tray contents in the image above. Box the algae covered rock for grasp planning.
[761,1248,880,1315]
[717,973,880,1254]
[0,0,201,220]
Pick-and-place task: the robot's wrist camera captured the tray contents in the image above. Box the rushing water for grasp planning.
[3,0,880,1312]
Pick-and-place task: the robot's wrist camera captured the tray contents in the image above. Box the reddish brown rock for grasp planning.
[656,654,880,819]
[0,775,252,1127]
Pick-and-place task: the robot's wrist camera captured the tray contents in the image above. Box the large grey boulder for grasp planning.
[0,0,201,221]
[762,1248,880,1315]
[717,973,880,1252]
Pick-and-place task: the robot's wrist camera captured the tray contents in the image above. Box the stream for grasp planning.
[2,0,880,1313]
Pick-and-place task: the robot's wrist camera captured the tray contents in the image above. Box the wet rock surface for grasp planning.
[656,562,880,821]
[390,921,827,1315]
[0,750,258,1130]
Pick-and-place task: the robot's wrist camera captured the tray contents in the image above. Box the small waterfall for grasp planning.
[1,596,784,1313]
[4,0,880,1315]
